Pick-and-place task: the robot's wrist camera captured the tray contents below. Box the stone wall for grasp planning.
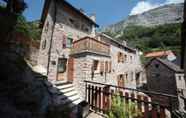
[146,59,177,95]
[97,34,144,89]
[38,0,95,82]
[73,54,111,100]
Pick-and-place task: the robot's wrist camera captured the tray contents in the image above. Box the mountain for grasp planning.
[103,3,184,33]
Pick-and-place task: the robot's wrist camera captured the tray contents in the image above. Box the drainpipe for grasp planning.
[181,0,186,77]
[47,0,57,76]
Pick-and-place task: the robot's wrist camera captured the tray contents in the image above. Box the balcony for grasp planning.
[71,37,110,56]
[84,80,178,118]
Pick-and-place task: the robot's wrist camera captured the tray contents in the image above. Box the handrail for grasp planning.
[84,80,177,98]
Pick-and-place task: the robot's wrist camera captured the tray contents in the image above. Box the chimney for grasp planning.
[122,40,127,46]
[89,13,96,22]
[79,8,85,14]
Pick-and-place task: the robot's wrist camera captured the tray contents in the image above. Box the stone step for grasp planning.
[61,96,79,105]
[56,84,73,90]
[68,94,80,101]
[54,81,69,86]
[60,87,75,93]
[64,91,78,97]
[72,98,82,105]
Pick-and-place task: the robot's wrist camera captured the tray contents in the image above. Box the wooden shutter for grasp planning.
[122,53,124,63]
[117,52,120,63]
[100,61,104,73]
[108,61,112,73]
[63,34,66,48]
[67,57,74,82]
[105,61,108,72]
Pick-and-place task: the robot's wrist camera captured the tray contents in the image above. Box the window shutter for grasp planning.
[63,34,66,48]
[122,53,124,63]
[118,52,120,63]
[100,61,104,73]
[105,61,109,72]
[109,61,112,73]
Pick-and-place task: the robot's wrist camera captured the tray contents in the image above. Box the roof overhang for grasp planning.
[40,0,99,28]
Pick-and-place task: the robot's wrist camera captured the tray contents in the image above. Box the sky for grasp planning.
[23,0,184,27]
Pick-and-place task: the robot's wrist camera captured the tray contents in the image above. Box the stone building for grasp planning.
[145,58,185,111]
[38,0,98,82]
[38,0,144,106]
[95,33,144,88]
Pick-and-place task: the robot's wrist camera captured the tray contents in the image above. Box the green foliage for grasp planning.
[15,15,41,41]
[107,94,142,118]
[104,23,181,54]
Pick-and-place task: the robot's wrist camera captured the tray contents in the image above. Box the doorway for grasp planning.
[57,58,67,81]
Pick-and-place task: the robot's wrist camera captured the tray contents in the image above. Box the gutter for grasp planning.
[47,0,57,76]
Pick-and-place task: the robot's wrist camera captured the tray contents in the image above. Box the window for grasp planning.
[62,35,67,48]
[130,56,132,63]
[100,61,104,75]
[131,72,133,81]
[124,54,127,62]
[42,40,46,49]
[69,18,75,24]
[179,76,182,80]
[66,37,73,48]
[155,73,160,78]
[118,52,123,63]
[93,60,99,71]
[125,74,128,83]
[155,64,159,68]
[108,61,112,73]
[57,58,67,73]
[81,24,89,33]
[117,74,124,87]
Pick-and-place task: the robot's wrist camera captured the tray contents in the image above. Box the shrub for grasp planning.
[107,94,142,118]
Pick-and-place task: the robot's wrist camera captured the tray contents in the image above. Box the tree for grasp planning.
[0,0,27,42]
[2,0,27,13]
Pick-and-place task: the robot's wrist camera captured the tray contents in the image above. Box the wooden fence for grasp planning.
[85,81,177,118]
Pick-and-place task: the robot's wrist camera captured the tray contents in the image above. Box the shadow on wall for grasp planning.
[0,47,76,118]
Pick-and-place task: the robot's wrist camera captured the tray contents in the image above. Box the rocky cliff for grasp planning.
[103,3,184,33]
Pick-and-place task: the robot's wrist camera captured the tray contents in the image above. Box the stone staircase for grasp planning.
[53,81,82,110]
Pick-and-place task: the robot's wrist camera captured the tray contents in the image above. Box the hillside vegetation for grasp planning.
[16,16,41,41]
[104,23,181,54]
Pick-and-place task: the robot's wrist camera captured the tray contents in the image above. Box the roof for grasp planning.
[146,58,184,73]
[40,0,99,28]
[144,50,174,58]
[97,33,136,53]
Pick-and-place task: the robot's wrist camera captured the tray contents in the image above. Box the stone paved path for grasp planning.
[86,112,105,118]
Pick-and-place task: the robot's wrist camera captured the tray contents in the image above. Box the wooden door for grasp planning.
[67,57,74,82]
[57,58,67,81]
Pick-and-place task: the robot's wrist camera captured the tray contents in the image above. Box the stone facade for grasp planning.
[73,54,111,100]
[38,0,96,82]
[96,34,144,89]
[146,58,185,111]
[38,0,144,101]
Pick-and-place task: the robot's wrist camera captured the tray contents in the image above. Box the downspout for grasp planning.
[181,1,186,73]
[47,0,57,76]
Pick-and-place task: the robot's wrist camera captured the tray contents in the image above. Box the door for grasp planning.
[67,57,74,82]
[57,58,67,81]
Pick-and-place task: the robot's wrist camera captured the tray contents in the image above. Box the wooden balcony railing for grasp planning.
[71,37,110,56]
[84,80,178,118]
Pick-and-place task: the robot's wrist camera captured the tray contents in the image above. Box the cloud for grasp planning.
[130,0,184,15]
[130,1,159,15]
[165,0,184,4]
